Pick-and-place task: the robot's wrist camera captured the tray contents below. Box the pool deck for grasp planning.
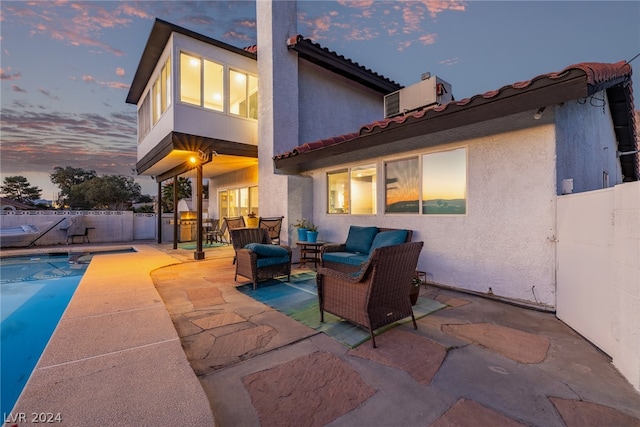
[4,243,640,426]
[4,244,215,426]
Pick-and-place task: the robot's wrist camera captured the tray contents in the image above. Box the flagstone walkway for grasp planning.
[151,253,640,427]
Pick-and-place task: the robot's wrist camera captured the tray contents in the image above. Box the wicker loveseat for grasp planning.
[316,241,424,348]
[231,228,292,290]
[320,226,413,274]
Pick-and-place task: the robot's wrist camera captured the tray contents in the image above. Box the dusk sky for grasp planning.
[1,1,639,199]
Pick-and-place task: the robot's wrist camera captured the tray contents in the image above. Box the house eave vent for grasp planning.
[384,74,453,118]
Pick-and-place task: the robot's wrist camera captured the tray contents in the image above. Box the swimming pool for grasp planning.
[0,250,131,415]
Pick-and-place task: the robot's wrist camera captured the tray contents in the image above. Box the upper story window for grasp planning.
[327,164,377,214]
[180,52,257,120]
[152,57,171,124]
[138,93,151,143]
[230,70,258,119]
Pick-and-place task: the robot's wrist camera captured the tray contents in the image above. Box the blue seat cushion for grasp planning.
[369,229,408,252]
[322,252,369,267]
[245,243,289,257]
[344,226,378,254]
[256,255,290,268]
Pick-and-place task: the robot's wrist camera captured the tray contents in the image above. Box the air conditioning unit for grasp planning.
[384,73,453,118]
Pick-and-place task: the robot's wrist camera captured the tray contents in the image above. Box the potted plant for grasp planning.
[246,212,259,228]
[293,218,309,241]
[410,272,423,305]
[306,222,319,243]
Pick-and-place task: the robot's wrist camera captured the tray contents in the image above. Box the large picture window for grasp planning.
[327,164,376,214]
[385,157,420,213]
[422,148,466,214]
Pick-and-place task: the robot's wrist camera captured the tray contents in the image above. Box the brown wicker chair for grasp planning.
[225,216,246,264]
[259,216,284,244]
[231,228,292,290]
[316,241,424,348]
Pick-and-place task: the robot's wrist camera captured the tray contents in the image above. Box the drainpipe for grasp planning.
[157,180,162,244]
[194,163,205,260]
[173,176,178,250]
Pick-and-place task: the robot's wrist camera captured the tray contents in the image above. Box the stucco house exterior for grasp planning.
[128,2,638,389]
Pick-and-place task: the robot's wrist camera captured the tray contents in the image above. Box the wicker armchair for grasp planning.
[316,241,424,348]
[231,228,292,290]
[259,216,284,244]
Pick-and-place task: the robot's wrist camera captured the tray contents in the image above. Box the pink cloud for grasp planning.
[0,67,22,80]
[418,33,437,45]
[422,0,467,18]
[116,67,125,77]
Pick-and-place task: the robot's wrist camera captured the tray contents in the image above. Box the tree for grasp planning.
[68,175,142,210]
[161,177,192,212]
[50,166,97,207]
[1,176,42,204]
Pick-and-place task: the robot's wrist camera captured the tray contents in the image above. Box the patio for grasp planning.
[7,243,640,426]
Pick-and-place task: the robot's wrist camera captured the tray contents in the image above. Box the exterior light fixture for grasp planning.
[533,107,545,120]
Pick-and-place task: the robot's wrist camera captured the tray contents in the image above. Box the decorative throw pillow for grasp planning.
[344,226,378,254]
[369,230,408,252]
[244,243,289,257]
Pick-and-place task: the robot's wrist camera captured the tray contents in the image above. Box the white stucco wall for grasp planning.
[555,91,622,192]
[137,38,174,162]
[297,61,385,143]
[309,124,558,307]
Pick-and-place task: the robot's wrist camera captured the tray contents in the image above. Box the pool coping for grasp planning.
[5,244,215,425]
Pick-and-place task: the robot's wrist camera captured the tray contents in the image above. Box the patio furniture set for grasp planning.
[230,222,424,348]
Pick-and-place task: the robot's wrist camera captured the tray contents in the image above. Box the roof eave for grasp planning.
[288,37,402,95]
[126,18,256,105]
[274,71,589,173]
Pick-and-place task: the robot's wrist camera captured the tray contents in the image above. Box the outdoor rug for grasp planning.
[178,242,227,250]
[236,272,447,348]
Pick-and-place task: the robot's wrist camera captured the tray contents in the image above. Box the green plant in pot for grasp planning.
[293,218,309,241]
[306,222,319,243]
[410,273,422,305]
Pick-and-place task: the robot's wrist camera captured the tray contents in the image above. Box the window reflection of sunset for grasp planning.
[422,148,466,200]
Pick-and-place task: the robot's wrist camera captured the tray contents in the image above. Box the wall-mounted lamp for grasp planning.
[617,149,640,157]
[533,107,546,120]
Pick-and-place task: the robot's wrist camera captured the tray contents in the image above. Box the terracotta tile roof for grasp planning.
[274,61,637,181]
[243,45,258,54]
[286,35,402,91]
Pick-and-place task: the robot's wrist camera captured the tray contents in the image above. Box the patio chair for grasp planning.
[211,219,228,244]
[231,228,292,290]
[225,216,246,264]
[316,241,424,348]
[205,219,220,244]
[259,216,284,244]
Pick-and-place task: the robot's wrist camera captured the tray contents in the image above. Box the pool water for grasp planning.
[1,253,100,415]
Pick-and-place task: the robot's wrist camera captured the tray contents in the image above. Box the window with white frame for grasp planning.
[327,164,377,214]
[385,157,420,213]
[138,93,150,143]
[152,56,171,124]
[218,185,259,220]
[383,147,466,215]
[229,69,258,119]
[422,147,466,214]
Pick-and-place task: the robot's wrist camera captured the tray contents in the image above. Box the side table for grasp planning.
[295,241,326,270]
